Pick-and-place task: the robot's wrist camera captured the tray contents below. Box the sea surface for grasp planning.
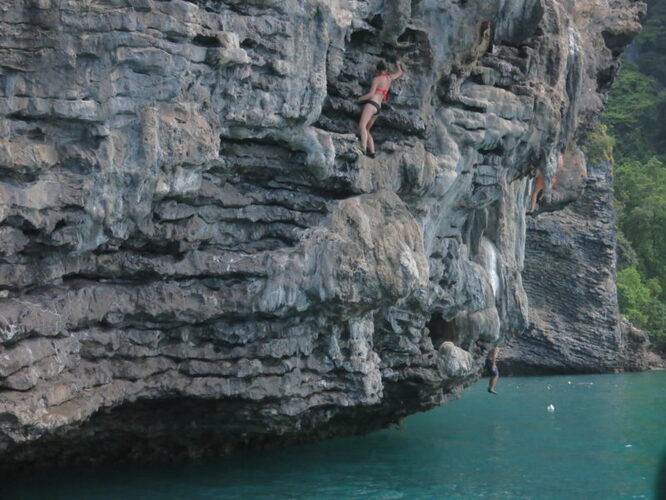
[5,371,666,500]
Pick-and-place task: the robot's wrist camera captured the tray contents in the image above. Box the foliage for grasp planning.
[604,0,666,348]
[605,63,666,160]
[616,229,639,269]
[614,156,666,293]
[617,267,666,350]
[636,0,666,85]
[617,266,657,326]
[582,122,614,164]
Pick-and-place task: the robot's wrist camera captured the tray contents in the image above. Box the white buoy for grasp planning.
[547,404,555,412]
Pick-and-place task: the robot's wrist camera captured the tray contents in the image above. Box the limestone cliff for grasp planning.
[0,0,645,468]
[502,159,655,374]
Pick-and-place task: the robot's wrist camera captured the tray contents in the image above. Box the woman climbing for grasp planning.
[357,60,405,158]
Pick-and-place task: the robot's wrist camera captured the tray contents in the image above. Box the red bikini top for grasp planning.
[376,73,389,101]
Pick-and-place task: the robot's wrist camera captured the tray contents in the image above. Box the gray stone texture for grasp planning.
[0,0,645,467]
[501,160,659,375]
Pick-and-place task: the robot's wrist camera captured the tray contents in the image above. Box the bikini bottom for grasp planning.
[359,100,381,114]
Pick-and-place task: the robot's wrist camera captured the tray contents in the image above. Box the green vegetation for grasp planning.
[582,123,614,164]
[600,0,666,350]
[604,63,666,159]
[635,0,666,85]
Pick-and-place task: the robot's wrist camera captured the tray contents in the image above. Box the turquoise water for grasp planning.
[5,372,666,499]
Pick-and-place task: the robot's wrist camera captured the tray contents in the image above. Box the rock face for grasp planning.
[0,0,645,467]
[501,160,654,375]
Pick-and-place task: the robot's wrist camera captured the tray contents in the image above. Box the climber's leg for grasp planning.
[488,374,499,394]
[367,114,378,156]
[529,186,541,213]
[358,103,377,153]
[528,173,545,214]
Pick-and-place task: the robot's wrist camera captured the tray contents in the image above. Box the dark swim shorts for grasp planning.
[359,100,381,114]
[485,358,499,377]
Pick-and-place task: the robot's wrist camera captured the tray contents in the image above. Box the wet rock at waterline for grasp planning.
[0,0,645,467]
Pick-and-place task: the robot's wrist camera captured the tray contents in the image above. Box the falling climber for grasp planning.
[486,347,500,395]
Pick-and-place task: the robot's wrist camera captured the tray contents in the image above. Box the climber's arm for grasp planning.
[358,77,379,101]
[389,61,404,81]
